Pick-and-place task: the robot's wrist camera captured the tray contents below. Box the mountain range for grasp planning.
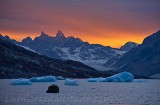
[5,30,137,70]
[0,37,114,78]
[112,30,160,78]
[0,30,160,78]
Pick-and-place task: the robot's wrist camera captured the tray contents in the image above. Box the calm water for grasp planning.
[0,79,160,105]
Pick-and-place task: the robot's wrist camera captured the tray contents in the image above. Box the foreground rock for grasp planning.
[46,84,59,93]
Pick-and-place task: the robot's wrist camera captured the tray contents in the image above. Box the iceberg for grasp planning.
[101,72,134,82]
[57,76,65,80]
[11,79,32,85]
[30,76,57,82]
[64,79,79,86]
[98,77,106,82]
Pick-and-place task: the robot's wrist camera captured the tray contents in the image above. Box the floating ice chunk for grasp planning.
[57,76,65,80]
[87,78,98,82]
[11,79,32,85]
[102,72,134,82]
[64,79,79,86]
[98,77,107,82]
[30,76,57,82]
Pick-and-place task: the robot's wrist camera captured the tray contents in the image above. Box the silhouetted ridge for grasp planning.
[56,30,66,39]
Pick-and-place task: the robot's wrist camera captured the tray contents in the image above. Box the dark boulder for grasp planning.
[46,84,59,93]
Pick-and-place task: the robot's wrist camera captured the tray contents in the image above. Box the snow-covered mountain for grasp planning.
[0,37,114,78]
[120,42,138,52]
[1,31,139,71]
[104,42,138,67]
[112,30,160,78]
[12,31,126,70]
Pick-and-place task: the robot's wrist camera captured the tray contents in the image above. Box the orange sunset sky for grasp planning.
[0,0,160,48]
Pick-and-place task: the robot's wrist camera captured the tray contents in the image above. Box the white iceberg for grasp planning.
[30,76,57,82]
[101,72,134,82]
[64,79,79,86]
[57,76,65,80]
[11,79,32,85]
[98,77,106,82]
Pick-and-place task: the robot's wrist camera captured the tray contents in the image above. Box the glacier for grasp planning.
[30,76,57,82]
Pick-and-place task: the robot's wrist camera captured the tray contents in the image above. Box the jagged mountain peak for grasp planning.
[120,41,138,51]
[67,36,83,42]
[56,30,66,39]
[4,35,10,40]
[142,30,160,45]
[0,34,3,39]
[125,41,136,44]
[25,36,32,40]
[40,31,49,37]
[33,31,52,41]
[0,35,11,41]
[22,36,32,43]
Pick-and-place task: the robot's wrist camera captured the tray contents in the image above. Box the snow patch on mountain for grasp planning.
[112,49,126,55]
[16,44,36,53]
[51,46,124,71]
[150,74,160,79]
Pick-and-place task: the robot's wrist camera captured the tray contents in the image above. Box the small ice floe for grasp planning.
[100,72,134,82]
[57,76,65,80]
[30,76,57,82]
[11,79,32,85]
[64,79,79,86]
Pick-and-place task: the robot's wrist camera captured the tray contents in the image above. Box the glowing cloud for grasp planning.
[0,0,160,47]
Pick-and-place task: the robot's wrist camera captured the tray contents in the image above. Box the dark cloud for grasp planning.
[0,0,160,47]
